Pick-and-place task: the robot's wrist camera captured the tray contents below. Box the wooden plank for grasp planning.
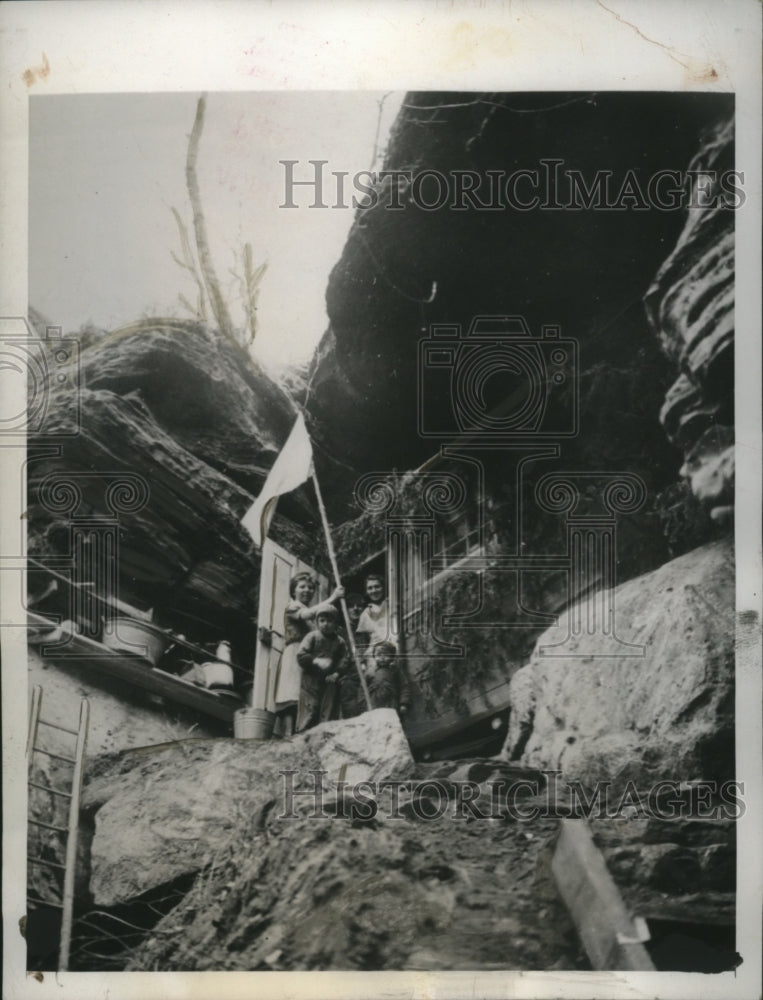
[27,895,63,910]
[37,718,79,736]
[28,818,69,834]
[59,698,89,971]
[27,685,42,757]
[552,818,656,971]
[33,748,77,764]
[28,856,67,871]
[28,613,237,723]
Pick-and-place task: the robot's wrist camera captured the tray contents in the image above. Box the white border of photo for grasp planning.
[1,2,760,999]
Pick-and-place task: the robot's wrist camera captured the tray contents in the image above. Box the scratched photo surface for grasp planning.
[17,86,743,979]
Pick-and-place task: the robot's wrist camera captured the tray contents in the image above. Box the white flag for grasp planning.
[242,413,313,547]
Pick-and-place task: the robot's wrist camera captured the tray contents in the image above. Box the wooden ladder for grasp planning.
[26,685,90,972]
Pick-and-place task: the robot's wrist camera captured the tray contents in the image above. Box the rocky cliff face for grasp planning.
[645,116,735,521]
[494,112,738,789]
[124,786,575,972]
[313,95,735,729]
[306,92,734,521]
[28,320,325,655]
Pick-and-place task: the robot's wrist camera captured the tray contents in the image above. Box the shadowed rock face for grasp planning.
[645,116,735,520]
[123,799,575,972]
[310,93,735,711]
[306,92,735,517]
[79,719,580,972]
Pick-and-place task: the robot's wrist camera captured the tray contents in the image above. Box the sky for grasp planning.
[29,91,402,370]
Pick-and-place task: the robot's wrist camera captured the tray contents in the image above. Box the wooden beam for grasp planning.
[552,818,656,971]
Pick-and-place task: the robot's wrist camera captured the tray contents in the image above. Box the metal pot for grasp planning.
[102,617,170,666]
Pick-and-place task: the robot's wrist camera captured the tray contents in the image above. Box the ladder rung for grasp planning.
[29,855,67,871]
[29,818,69,834]
[38,718,79,736]
[33,748,77,764]
[28,781,72,798]
[27,895,64,910]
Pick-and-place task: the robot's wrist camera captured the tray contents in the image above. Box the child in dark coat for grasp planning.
[340,640,410,720]
[296,604,347,731]
[366,640,410,716]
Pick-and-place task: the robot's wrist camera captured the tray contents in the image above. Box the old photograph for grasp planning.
[2,4,761,999]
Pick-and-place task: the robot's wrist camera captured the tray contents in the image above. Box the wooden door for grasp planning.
[251,539,328,711]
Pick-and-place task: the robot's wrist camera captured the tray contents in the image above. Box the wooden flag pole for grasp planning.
[310,467,373,712]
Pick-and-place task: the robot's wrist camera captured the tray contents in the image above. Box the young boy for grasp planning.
[296,604,347,731]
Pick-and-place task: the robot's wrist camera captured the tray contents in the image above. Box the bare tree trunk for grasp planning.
[186,94,236,343]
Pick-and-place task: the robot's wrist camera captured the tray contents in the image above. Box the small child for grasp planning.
[340,640,410,720]
[366,641,410,717]
[296,604,348,731]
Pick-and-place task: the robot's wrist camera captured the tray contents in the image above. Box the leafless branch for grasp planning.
[369,91,393,170]
[170,207,207,321]
[186,94,235,342]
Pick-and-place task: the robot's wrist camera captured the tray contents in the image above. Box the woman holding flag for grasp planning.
[273,571,344,736]
[242,413,372,731]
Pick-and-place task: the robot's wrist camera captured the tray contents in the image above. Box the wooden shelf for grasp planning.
[28,613,239,724]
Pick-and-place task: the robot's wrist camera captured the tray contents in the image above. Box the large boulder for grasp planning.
[501,537,734,788]
[124,796,576,972]
[82,709,415,906]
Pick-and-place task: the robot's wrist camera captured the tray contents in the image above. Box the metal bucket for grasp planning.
[234,707,275,740]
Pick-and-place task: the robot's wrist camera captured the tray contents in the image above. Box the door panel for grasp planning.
[251,539,328,710]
